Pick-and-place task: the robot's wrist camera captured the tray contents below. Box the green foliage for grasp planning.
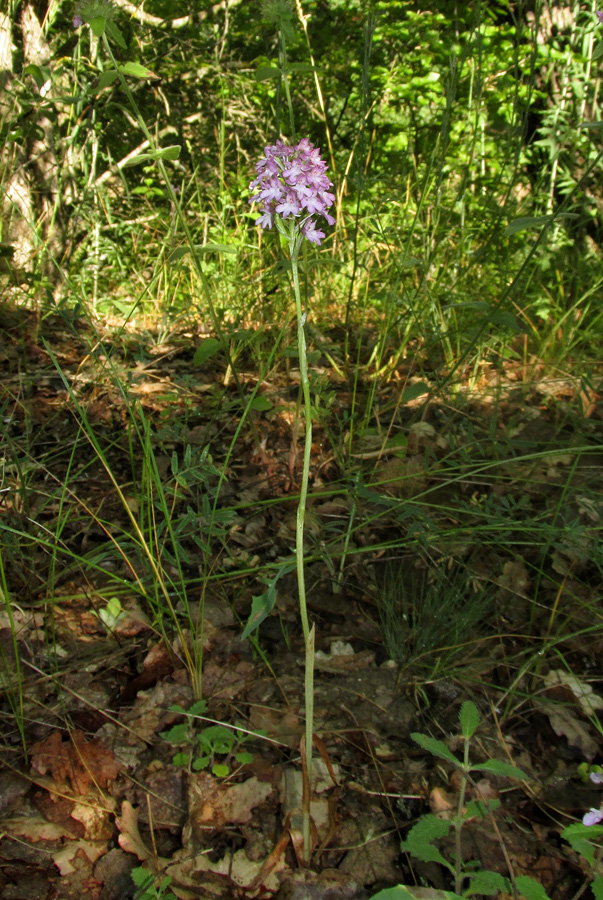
[2,4,603,891]
[459,701,480,740]
[400,703,539,899]
[160,702,261,777]
[400,814,454,871]
[561,822,603,868]
[131,867,177,900]
[377,564,497,673]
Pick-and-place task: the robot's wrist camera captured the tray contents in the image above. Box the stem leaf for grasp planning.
[471,759,528,780]
[459,700,480,739]
[411,732,459,765]
[255,65,282,81]
[514,875,553,900]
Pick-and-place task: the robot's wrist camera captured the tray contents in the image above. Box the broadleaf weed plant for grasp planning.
[367,702,551,900]
[367,703,603,900]
[160,700,262,778]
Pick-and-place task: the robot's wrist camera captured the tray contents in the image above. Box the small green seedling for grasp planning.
[160,701,259,777]
[95,595,126,631]
[131,866,176,900]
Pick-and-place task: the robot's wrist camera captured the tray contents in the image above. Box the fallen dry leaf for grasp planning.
[314,640,375,673]
[30,730,122,794]
[186,771,272,842]
[544,669,603,716]
[52,839,106,876]
[116,800,166,871]
[0,815,77,842]
[166,844,286,897]
[429,786,455,819]
[541,700,599,761]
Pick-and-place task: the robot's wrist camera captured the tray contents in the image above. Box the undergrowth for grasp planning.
[0,1,602,897]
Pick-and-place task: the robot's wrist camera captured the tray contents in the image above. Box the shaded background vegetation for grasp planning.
[1,0,602,375]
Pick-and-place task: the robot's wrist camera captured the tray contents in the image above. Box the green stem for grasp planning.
[291,235,311,644]
[290,232,314,863]
[455,742,471,895]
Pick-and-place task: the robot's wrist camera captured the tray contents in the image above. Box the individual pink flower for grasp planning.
[302,220,325,246]
[583,807,603,826]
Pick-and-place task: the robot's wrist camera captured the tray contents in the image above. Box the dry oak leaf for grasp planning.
[541,700,599,762]
[186,771,272,842]
[116,800,166,871]
[0,816,77,842]
[52,839,107,876]
[30,730,122,794]
[544,669,603,716]
[117,800,285,896]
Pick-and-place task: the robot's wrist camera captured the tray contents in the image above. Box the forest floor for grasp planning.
[1,304,602,900]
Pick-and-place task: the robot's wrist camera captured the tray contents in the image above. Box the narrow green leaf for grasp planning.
[449,300,490,310]
[168,247,189,262]
[255,65,282,81]
[97,69,118,90]
[195,243,237,255]
[193,338,222,366]
[288,62,316,73]
[505,215,554,237]
[241,586,278,641]
[119,62,156,79]
[89,15,106,37]
[593,39,603,61]
[459,700,480,739]
[105,19,127,49]
[123,153,153,167]
[411,732,459,765]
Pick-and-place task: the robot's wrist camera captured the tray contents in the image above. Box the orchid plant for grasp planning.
[249,137,335,862]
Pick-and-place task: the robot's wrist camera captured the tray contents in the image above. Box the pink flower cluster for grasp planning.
[249,138,335,245]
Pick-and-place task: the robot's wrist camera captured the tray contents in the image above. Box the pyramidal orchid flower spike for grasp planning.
[249,138,335,245]
[248,137,335,863]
